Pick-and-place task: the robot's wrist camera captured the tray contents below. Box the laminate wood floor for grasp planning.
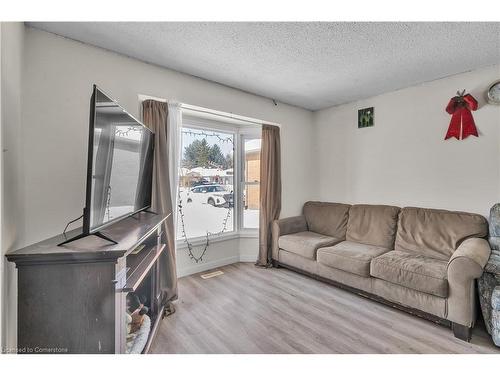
[150,262,500,354]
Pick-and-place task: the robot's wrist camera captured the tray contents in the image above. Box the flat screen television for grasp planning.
[59,85,155,246]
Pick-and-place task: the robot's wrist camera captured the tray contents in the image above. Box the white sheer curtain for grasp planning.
[167,101,182,235]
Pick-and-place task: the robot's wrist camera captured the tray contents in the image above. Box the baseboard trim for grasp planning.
[177,255,240,278]
[239,254,257,262]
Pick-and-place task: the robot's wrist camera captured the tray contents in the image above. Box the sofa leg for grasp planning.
[271,259,281,268]
[452,323,472,342]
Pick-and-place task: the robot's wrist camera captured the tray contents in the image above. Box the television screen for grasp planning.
[87,86,154,232]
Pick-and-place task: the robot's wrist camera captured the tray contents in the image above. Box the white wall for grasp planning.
[314,65,500,217]
[1,22,25,351]
[174,237,259,278]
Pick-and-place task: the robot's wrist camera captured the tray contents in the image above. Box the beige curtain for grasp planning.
[256,124,282,267]
[142,100,178,303]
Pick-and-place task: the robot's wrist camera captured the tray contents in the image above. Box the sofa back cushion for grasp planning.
[395,207,488,260]
[303,201,351,238]
[346,204,400,248]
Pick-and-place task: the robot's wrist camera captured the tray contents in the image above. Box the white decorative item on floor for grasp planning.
[126,314,151,354]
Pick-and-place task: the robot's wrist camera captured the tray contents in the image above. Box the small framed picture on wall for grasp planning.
[358,107,374,128]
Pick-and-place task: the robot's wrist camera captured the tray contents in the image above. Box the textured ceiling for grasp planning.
[28,22,500,111]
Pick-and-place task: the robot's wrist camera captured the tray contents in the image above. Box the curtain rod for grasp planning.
[138,94,281,128]
[181,103,281,128]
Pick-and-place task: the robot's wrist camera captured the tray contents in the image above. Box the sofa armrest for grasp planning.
[449,238,491,271]
[274,216,308,236]
[447,238,491,327]
[272,216,308,261]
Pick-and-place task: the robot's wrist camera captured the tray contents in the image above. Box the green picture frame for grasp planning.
[358,107,374,128]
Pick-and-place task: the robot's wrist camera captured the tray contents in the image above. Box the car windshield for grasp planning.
[191,186,227,193]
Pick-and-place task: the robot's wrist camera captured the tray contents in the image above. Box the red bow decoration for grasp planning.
[444,90,478,140]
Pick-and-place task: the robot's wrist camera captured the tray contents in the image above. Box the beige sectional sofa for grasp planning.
[272,201,490,341]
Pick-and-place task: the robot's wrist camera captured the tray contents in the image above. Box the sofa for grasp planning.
[272,201,490,341]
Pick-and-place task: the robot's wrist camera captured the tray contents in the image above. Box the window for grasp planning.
[177,119,261,242]
[242,137,261,229]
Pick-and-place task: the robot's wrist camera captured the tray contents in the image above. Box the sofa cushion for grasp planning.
[317,241,389,277]
[395,207,488,260]
[278,231,342,259]
[303,201,351,238]
[346,204,400,248]
[370,250,448,298]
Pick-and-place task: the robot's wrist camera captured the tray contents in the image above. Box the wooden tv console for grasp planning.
[6,211,171,354]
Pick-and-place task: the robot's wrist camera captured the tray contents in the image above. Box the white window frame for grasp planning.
[239,132,261,235]
[176,116,260,248]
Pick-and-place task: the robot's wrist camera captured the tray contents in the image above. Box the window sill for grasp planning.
[176,230,258,250]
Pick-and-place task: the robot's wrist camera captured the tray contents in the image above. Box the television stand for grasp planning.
[6,211,171,354]
[58,230,118,246]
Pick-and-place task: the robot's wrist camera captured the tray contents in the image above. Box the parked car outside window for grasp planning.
[184,184,233,207]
